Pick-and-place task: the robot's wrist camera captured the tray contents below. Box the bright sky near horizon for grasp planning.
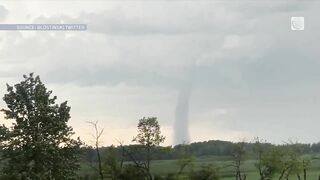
[1,0,320,146]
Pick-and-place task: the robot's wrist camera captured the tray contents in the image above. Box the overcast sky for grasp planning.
[0,0,320,146]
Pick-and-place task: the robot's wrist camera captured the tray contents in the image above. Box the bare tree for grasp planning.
[87,121,104,180]
[115,139,125,169]
[232,141,246,180]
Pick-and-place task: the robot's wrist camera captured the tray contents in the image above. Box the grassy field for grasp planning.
[79,155,320,179]
[149,155,320,179]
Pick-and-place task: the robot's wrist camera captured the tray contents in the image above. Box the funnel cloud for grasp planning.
[174,86,191,145]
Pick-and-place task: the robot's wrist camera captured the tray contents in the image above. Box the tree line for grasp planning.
[81,141,320,163]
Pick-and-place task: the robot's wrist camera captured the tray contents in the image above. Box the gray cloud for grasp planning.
[1,1,320,144]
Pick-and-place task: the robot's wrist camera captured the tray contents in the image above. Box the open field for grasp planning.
[150,156,320,179]
[79,154,320,179]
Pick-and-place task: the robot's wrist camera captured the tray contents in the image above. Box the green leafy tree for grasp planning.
[254,138,277,180]
[277,144,303,180]
[259,147,283,180]
[0,73,82,179]
[257,144,303,180]
[132,117,165,175]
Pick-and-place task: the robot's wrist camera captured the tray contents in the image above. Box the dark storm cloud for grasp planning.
[22,0,320,91]
[2,0,319,92]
